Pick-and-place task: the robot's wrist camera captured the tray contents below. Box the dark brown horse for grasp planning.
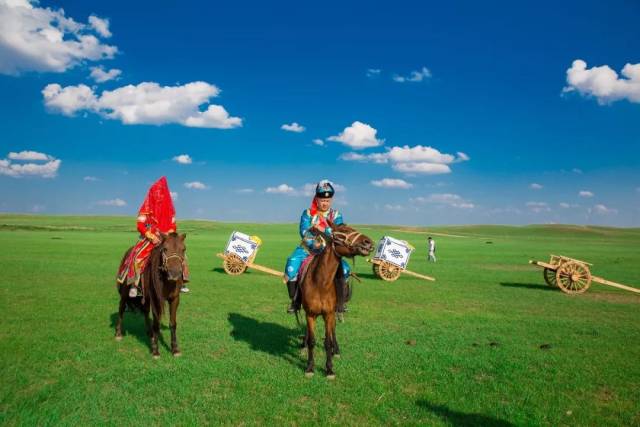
[115,233,187,358]
[300,222,373,378]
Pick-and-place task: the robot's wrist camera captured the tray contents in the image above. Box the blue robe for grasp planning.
[284,208,351,281]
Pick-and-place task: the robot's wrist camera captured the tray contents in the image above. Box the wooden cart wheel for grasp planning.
[543,268,557,287]
[223,253,247,275]
[555,261,591,294]
[378,261,401,282]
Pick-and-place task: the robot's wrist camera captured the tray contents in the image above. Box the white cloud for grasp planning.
[572,168,583,174]
[170,191,178,201]
[281,122,305,133]
[530,183,543,190]
[526,201,550,213]
[265,184,295,195]
[371,178,413,189]
[172,154,192,164]
[411,193,474,209]
[384,204,405,211]
[366,68,381,77]
[392,162,451,175]
[42,81,242,128]
[339,152,388,164]
[340,144,468,176]
[97,198,126,207]
[83,175,98,181]
[0,150,60,178]
[0,0,117,75]
[236,188,254,194]
[559,202,580,209]
[393,67,431,83]
[387,145,459,164]
[8,150,52,161]
[89,66,121,83]
[88,15,111,38]
[312,138,324,146]
[184,181,207,190]
[563,59,640,105]
[327,121,384,149]
[579,190,594,198]
[591,204,617,215]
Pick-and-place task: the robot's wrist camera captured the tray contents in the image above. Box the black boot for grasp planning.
[286,280,300,313]
[335,276,349,313]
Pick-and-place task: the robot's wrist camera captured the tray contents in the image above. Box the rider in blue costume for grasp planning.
[284,180,351,313]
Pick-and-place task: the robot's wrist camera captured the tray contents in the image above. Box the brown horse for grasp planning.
[300,222,373,378]
[115,232,187,358]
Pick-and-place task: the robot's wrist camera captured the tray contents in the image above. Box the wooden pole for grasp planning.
[591,276,640,294]
[246,262,284,278]
[401,269,436,282]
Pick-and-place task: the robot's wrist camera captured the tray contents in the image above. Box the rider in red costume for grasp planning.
[117,176,189,297]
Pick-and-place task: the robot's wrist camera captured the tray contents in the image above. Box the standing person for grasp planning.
[117,176,190,297]
[283,180,351,314]
[427,236,437,262]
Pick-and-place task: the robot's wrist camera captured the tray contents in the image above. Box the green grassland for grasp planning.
[1,214,639,426]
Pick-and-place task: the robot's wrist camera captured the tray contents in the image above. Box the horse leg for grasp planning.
[115,293,125,341]
[151,312,160,359]
[169,296,181,356]
[305,315,316,377]
[332,322,340,358]
[324,312,336,379]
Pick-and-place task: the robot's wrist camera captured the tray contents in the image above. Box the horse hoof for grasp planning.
[173,351,182,357]
[305,371,314,378]
[326,374,336,380]
[115,335,123,341]
[152,354,160,360]
[333,353,341,359]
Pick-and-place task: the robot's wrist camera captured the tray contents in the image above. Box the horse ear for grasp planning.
[180,233,187,241]
[159,232,167,242]
[327,219,336,229]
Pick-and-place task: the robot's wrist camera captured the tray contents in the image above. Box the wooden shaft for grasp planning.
[401,269,436,281]
[591,276,640,294]
[246,262,284,278]
[529,260,557,270]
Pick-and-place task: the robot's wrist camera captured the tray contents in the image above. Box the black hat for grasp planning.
[315,180,335,198]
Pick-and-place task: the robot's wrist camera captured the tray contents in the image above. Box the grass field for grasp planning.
[1,214,639,426]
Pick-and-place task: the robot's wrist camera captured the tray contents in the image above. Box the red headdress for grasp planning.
[138,176,176,233]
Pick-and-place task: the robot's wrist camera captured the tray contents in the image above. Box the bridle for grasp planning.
[332,230,363,251]
[161,248,185,271]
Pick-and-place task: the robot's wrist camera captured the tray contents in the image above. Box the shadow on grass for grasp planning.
[355,272,379,280]
[109,311,171,353]
[500,282,557,291]
[416,400,515,427]
[228,312,305,368]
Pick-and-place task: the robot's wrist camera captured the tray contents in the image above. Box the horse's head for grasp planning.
[159,232,187,282]
[328,222,374,258]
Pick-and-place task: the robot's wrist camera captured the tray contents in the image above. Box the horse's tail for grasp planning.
[148,246,165,319]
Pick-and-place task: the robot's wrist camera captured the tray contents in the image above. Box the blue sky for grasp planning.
[1,0,639,226]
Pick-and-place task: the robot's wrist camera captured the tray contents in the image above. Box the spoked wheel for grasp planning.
[543,268,557,287]
[556,261,591,294]
[223,254,247,275]
[375,261,401,282]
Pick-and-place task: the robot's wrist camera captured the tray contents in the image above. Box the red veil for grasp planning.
[138,176,176,233]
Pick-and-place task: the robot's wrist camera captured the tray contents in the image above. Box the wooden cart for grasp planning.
[367,258,436,282]
[216,250,282,278]
[529,254,639,295]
